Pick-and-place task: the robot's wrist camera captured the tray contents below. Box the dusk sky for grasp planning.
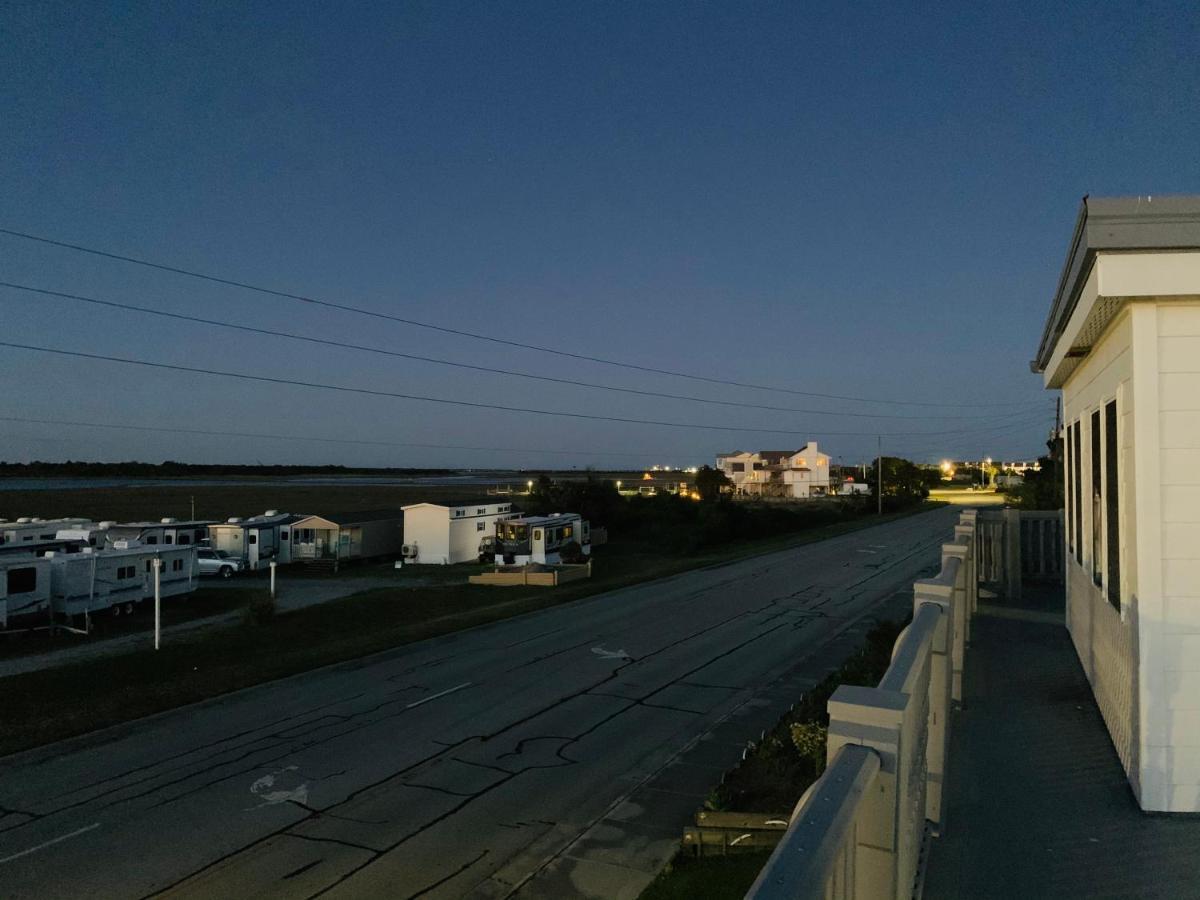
[2,2,1198,469]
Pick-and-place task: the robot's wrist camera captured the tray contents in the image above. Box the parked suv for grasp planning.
[196,548,244,579]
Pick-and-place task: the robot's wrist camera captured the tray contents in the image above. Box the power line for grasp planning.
[0,226,1034,409]
[0,415,655,459]
[0,280,1035,422]
[0,340,1047,438]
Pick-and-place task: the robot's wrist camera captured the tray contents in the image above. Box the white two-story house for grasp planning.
[716,443,832,499]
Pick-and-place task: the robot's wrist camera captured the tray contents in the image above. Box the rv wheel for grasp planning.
[220,566,234,579]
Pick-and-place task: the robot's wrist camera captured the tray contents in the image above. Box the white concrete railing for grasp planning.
[746,510,977,900]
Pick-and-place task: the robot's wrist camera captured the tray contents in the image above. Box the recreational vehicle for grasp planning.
[99,519,215,548]
[0,556,52,630]
[207,511,302,570]
[44,545,198,619]
[0,518,91,546]
[494,514,590,565]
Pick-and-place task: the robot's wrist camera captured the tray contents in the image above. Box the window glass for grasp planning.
[280,531,288,541]
[533,529,542,541]
[146,536,158,545]
[248,534,257,545]
[165,534,173,544]
[6,567,37,594]
[1105,400,1120,609]
[1072,420,1082,564]
[1091,410,1102,585]
[477,522,485,531]
[178,534,190,545]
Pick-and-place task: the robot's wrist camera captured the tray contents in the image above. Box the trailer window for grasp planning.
[165,534,174,544]
[280,531,288,541]
[173,559,184,571]
[248,534,257,545]
[146,535,158,545]
[178,533,191,545]
[6,567,37,594]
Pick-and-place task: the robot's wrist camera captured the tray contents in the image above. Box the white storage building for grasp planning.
[401,500,515,565]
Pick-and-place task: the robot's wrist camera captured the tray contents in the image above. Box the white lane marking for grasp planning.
[0,822,101,865]
[405,681,473,709]
[855,549,878,554]
[591,646,631,661]
[248,765,309,809]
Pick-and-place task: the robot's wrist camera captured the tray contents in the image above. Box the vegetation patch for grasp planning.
[642,616,908,899]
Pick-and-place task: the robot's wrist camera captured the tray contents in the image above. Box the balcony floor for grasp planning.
[924,584,1200,899]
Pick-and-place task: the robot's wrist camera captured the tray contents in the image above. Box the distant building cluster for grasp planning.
[715,442,832,499]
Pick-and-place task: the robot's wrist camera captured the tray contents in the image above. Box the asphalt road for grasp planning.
[0,506,960,899]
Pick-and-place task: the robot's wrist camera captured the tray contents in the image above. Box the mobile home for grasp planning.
[207,511,302,570]
[0,556,52,629]
[289,509,403,567]
[494,513,590,565]
[400,500,516,565]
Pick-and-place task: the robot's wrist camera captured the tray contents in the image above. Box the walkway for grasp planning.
[924,588,1200,899]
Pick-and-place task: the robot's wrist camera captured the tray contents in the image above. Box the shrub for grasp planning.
[789,722,828,776]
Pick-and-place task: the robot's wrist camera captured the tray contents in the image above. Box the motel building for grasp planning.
[1035,195,1200,812]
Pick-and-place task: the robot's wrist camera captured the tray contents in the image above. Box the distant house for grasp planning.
[288,509,403,567]
[401,500,516,565]
[1034,195,1200,812]
[716,443,832,498]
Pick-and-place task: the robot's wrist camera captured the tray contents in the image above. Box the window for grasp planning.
[6,567,37,594]
[40,533,55,540]
[477,522,485,531]
[533,529,542,541]
[280,531,288,541]
[248,534,257,545]
[564,525,573,538]
[454,509,464,518]
[164,534,173,544]
[146,535,158,545]
[1105,400,1120,609]
[1070,424,1080,556]
[173,559,184,571]
[146,560,153,573]
[1072,420,1082,565]
[178,533,191,545]
[117,566,135,579]
[1091,410,1102,586]
[731,462,744,473]
[477,508,486,515]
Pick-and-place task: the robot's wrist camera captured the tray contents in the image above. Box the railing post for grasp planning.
[1003,508,1021,603]
[826,686,907,899]
[915,587,954,831]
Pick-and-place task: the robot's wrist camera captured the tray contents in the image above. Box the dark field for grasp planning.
[0,482,526,523]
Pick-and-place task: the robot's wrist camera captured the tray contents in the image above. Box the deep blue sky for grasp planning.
[2,1,1197,469]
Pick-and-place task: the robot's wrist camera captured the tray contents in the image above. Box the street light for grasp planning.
[526,480,533,494]
[615,480,622,491]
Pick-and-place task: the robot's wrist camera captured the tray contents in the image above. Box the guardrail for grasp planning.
[745,509,977,900]
[976,509,1063,602]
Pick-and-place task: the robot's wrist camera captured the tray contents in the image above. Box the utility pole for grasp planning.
[877,435,883,515]
[153,558,162,651]
[190,495,195,521]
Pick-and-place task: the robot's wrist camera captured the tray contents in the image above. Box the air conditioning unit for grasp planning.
[401,543,418,558]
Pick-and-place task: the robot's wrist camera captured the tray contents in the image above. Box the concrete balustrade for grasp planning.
[746,510,977,900]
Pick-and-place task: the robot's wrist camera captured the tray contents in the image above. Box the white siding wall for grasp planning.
[1145,302,1200,810]
[402,507,451,564]
[1062,310,1139,788]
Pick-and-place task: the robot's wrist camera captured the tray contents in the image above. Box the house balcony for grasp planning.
[744,509,1200,899]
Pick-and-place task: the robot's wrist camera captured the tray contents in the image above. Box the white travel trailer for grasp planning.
[98,519,214,549]
[207,511,301,570]
[45,545,197,619]
[0,556,52,630]
[0,518,91,546]
[494,514,590,565]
